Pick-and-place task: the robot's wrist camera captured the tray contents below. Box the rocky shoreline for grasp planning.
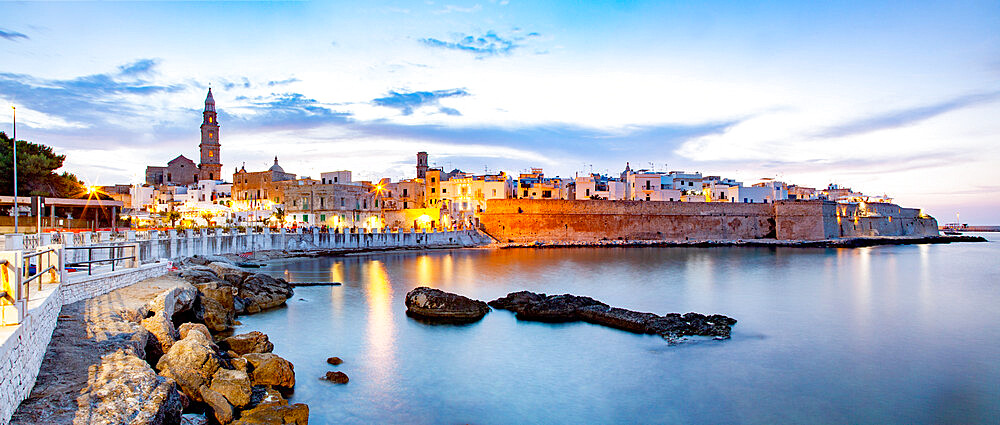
[13,255,310,425]
[494,234,986,249]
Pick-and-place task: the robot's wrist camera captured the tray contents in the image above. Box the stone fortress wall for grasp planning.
[480,199,939,243]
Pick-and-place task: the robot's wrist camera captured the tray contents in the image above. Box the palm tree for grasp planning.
[271,208,286,228]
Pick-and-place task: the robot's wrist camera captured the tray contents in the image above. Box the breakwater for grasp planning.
[479,199,939,243]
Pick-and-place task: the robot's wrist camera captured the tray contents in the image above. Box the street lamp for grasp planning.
[11,105,17,234]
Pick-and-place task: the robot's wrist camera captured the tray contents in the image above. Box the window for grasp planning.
[492,189,497,196]
[167,173,172,182]
[334,177,338,183]
[403,202,408,209]
[320,214,326,221]
[431,177,436,183]
[403,188,408,196]
[363,199,367,209]
[522,190,528,197]
[442,188,447,194]
[541,190,550,198]
[431,188,436,193]
[322,178,326,184]
[646,195,650,201]
[320,198,324,208]
[586,189,591,196]
[375,199,378,208]
[688,181,694,186]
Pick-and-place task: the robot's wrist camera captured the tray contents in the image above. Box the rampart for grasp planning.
[480,199,938,243]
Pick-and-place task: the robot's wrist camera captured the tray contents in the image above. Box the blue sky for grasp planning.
[2,1,998,222]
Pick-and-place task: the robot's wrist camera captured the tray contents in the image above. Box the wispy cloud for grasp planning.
[118,59,158,76]
[817,90,1000,138]
[267,77,300,87]
[372,88,469,115]
[0,28,28,41]
[419,30,538,58]
[433,4,483,14]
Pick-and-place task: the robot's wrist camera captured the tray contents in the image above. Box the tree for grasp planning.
[165,210,182,228]
[271,208,285,227]
[200,211,214,227]
[0,131,86,197]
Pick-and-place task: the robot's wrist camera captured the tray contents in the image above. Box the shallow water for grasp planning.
[236,234,1000,424]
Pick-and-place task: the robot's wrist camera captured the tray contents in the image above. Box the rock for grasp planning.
[180,413,208,425]
[576,305,659,333]
[489,292,606,322]
[489,291,737,340]
[326,357,343,366]
[178,323,213,341]
[177,266,225,285]
[248,385,287,408]
[195,282,236,332]
[321,371,349,384]
[156,331,222,403]
[141,284,200,358]
[74,350,183,425]
[238,274,293,312]
[404,287,490,322]
[210,368,252,408]
[230,357,249,373]
[221,331,274,355]
[209,262,251,286]
[199,386,234,424]
[242,353,295,389]
[232,403,309,425]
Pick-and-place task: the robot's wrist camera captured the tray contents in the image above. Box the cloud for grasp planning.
[817,90,1000,138]
[419,30,536,58]
[229,92,352,129]
[433,4,482,14]
[0,28,28,41]
[267,77,300,87]
[118,59,159,76]
[372,88,469,115]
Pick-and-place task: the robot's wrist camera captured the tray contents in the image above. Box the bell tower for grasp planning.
[199,88,222,181]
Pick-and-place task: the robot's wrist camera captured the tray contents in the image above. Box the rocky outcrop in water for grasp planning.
[321,371,349,384]
[489,291,737,341]
[404,287,490,322]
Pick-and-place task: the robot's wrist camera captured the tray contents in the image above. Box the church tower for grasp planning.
[198,88,222,181]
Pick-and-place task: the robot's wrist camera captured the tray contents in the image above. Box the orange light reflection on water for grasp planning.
[363,260,396,391]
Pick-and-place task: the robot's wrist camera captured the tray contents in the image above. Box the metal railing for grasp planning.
[21,248,59,301]
[65,244,138,275]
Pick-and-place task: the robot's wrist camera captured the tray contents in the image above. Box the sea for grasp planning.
[235,233,1000,424]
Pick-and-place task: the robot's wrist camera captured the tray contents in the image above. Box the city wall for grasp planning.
[480,199,939,243]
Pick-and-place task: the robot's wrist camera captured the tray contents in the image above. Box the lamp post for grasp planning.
[11,105,17,234]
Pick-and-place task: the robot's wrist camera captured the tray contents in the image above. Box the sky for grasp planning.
[1,0,998,223]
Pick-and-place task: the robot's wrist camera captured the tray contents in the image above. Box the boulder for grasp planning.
[321,371,349,384]
[209,262,251,286]
[156,331,222,402]
[177,266,225,285]
[237,274,293,312]
[210,368,252,408]
[644,313,738,340]
[141,284,200,357]
[195,282,236,332]
[232,403,308,425]
[221,331,273,355]
[180,413,208,425]
[199,386,234,424]
[230,357,249,373]
[242,353,295,389]
[178,323,213,341]
[325,357,343,366]
[74,350,183,425]
[404,287,490,322]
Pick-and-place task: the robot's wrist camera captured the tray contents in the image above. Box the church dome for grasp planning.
[269,156,285,173]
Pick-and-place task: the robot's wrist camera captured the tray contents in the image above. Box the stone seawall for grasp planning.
[481,199,939,243]
[61,262,170,305]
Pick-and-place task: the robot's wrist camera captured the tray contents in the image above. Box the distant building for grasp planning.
[145,89,223,185]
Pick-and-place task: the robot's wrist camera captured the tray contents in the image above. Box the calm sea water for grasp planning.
[236,234,1000,424]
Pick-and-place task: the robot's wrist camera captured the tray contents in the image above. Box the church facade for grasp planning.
[145,88,222,185]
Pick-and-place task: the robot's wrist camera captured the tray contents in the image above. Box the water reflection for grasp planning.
[363,260,395,392]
